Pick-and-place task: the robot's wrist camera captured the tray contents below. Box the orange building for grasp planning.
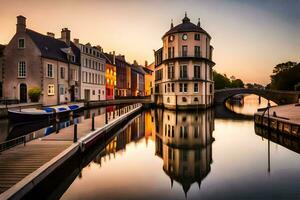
[144,62,154,96]
[105,62,116,100]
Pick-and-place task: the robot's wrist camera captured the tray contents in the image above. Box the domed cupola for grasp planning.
[163,13,211,39]
[182,12,190,23]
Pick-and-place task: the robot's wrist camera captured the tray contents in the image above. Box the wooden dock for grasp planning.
[0,104,142,199]
[254,103,300,137]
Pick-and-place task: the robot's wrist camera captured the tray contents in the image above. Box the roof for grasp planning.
[163,15,211,38]
[143,67,153,74]
[131,65,146,75]
[26,29,80,65]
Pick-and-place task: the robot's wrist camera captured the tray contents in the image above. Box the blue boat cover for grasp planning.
[44,108,54,113]
[58,107,67,112]
[69,105,79,110]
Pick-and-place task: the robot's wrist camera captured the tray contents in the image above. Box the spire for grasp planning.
[170,19,174,28]
[182,11,190,23]
[197,18,201,27]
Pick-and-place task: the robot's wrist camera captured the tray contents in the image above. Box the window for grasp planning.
[59,86,64,95]
[182,45,188,57]
[167,97,170,103]
[167,64,174,79]
[60,67,65,79]
[179,83,183,92]
[210,84,213,93]
[195,34,200,40]
[180,126,187,138]
[168,35,174,42]
[85,58,88,67]
[168,47,174,59]
[194,97,199,102]
[167,83,170,92]
[194,46,201,57]
[184,83,188,92]
[194,83,199,93]
[48,84,55,95]
[71,55,76,62]
[92,90,95,95]
[18,61,26,78]
[194,126,199,138]
[180,65,187,78]
[182,34,188,40]
[171,83,175,92]
[182,97,187,102]
[194,65,201,78]
[47,64,53,78]
[18,38,25,48]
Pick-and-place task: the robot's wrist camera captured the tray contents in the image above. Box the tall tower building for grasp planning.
[154,13,215,110]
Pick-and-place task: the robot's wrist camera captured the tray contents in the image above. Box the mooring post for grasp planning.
[113,110,115,119]
[91,113,95,131]
[74,124,78,143]
[105,111,108,124]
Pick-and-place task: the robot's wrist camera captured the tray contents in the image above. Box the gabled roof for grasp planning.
[143,67,153,75]
[26,29,80,65]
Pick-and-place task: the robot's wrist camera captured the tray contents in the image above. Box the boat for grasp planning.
[8,103,84,124]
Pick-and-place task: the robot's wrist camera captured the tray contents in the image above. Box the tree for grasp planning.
[213,71,231,89]
[230,79,244,88]
[294,83,300,91]
[270,62,300,90]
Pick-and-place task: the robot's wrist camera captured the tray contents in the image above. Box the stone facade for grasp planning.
[154,14,215,110]
[3,16,80,106]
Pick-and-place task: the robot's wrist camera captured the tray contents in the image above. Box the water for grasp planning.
[57,96,300,200]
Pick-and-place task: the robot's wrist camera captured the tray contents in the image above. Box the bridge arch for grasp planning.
[214,88,300,105]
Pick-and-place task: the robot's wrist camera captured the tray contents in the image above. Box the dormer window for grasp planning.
[168,35,174,42]
[18,38,25,48]
[71,55,76,62]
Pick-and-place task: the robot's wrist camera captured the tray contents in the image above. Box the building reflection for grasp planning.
[93,112,147,165]
[154,109,215,197]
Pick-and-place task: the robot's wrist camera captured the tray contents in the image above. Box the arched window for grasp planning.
[182,97,187,102]
[167,97,170,103]
[194,97,199,102]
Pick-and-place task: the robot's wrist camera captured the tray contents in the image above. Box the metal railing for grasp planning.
[0,132,37,153]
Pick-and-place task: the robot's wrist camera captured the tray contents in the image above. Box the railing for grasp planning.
[0,132,38,153]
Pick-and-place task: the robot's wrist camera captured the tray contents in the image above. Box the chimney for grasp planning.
[113,51,115,65]
[73,38,79,45]
[16,15,26,33]
[145,60,148,67]
[47,32,55,38]
[61,28,71,46]
[134,60,138,65]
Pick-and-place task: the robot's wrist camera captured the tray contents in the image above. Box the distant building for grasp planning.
[3,16,80,105]
[131,61,145,96]
[144,61,154,96]
[0,44,5,98]
[75,41,106,101]
[103,54,116,100]
[153,13,215,110]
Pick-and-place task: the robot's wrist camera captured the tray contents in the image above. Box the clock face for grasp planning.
[182,34,188,40]
[169,35,174,42]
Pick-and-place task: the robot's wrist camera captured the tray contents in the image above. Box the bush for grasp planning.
[294,83,300,91]
[28,87,42,102]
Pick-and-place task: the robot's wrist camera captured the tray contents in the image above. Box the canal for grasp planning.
[2,95,300,199]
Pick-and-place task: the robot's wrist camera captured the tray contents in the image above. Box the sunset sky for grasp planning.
[0,0,299,85]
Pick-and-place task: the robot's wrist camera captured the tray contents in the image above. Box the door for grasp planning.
[84,89,90,101]
[20,83,27,103]
[59,84,65,103]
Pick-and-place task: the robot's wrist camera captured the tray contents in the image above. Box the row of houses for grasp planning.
[0,16,154,106]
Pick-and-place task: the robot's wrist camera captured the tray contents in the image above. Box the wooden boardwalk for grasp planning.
[0,140,71,193]
[0,104,138,195]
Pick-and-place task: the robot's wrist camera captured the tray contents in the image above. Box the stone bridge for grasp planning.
[214,88,300,105]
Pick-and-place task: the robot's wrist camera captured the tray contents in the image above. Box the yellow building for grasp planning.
[144,62,154,96]
[105,62,116,100]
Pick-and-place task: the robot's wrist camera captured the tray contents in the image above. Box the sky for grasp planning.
[0,0,299,85]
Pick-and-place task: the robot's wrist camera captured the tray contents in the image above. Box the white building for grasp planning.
[75,40,106,101]
[153,13,215,110]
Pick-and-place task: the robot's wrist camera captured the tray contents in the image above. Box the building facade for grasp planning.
[131,61,145,96]
[105,62,116,100]
[0,45,5,98]
[144,62,154,96]
[75,42,106,101]
[3,16,80,105]
[153,14,215,110]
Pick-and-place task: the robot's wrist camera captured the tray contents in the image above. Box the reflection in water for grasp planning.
[154,109,214,197]
[61,109,215,200]
[226,94,276,116]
